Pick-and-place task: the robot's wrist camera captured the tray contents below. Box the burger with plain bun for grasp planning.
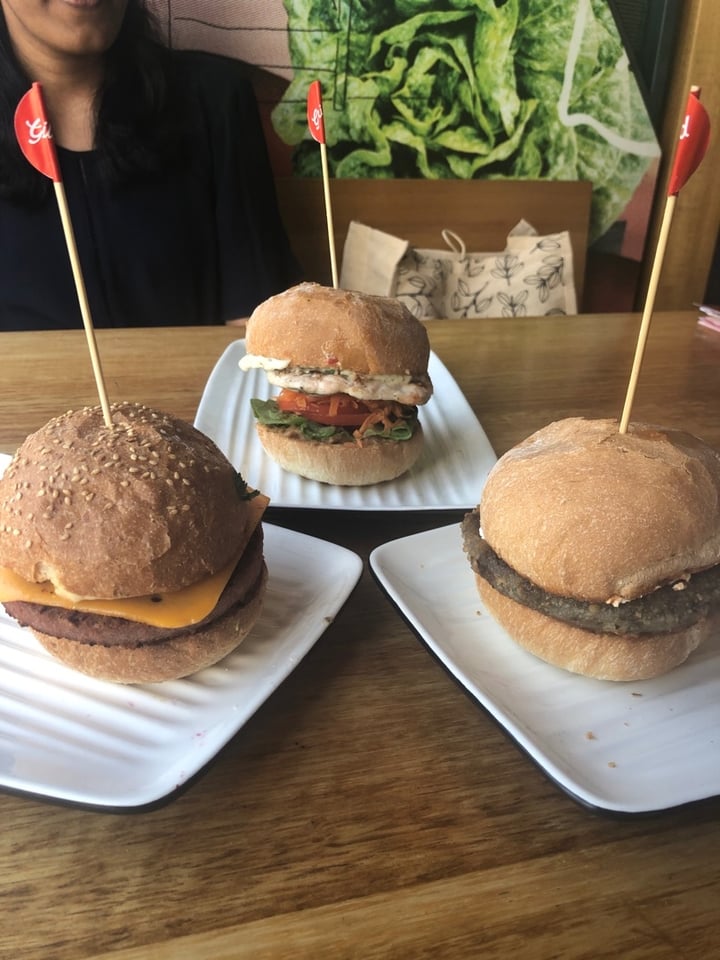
[239,282,433,485]
[0,402,268,683]
[462,417,720,681]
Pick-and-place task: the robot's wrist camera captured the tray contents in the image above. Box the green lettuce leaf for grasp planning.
[250,398,417,442]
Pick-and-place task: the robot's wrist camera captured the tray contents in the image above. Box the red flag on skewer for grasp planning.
[305,80,337,286]
[618,85,711,434]
[14,82,61,182]
[13,82,112,425]
[667,88,710,196]
[307,80,326,144]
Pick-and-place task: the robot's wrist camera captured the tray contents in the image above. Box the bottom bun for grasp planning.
[475,574,712,681]
[33,564,267,684]
[256,423,424,485]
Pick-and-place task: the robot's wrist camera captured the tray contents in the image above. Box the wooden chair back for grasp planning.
[274,177,592,309]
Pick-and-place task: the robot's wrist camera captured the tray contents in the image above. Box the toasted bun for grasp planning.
[32,563,267,684]
[256,422,424,485]
[481,417,720,603]
[245,282,430,377]
[474,574,713,681]
[0,403,252,600]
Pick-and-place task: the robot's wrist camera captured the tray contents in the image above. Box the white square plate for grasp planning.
[194,341,495,510]
[0,452,362,808]
[370,522,720,813]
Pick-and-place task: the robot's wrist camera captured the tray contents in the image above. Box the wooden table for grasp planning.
[1,312,719,960]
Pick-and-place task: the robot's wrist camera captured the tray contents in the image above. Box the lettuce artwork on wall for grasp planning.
[271,0,661,245]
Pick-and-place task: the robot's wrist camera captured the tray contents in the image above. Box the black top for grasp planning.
[0,51,300,331]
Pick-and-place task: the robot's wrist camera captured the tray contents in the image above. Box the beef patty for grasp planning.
[461,509,720,635]
[4,527,264,649]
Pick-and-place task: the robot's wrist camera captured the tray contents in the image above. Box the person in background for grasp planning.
[0,0,300,330]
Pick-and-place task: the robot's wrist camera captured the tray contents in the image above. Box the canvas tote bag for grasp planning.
[340,219,577,319]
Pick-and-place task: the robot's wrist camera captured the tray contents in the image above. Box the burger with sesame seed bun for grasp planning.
[0,402,268,683]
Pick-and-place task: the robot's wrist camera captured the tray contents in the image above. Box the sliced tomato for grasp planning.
[275,389,373,427]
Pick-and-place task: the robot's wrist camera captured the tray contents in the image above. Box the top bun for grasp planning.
[245,282,430,377]
[480,417,720,603]
[0,403,252,600]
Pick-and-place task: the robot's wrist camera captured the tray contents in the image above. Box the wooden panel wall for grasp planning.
[639,0,720,309]
[275,178,592,308]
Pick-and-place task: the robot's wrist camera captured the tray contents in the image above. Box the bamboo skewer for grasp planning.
[618,86,710,434]
[53,181,112,426]
[618,194,676,434]
[319,141,339,288]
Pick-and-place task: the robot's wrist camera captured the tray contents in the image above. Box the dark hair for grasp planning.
[0,0,181,204]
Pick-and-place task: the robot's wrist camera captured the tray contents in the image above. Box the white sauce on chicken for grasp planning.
[239,354,433,405]
[239,355,290,372]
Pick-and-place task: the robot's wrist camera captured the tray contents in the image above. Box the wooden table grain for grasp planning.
[1,312,720,960]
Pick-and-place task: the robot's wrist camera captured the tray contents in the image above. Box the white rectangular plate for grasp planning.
[194,341,495,510]
[370,523,720,813]
[0,451,362,808]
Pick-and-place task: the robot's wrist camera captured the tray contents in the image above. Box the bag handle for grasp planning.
[441,229,467,255]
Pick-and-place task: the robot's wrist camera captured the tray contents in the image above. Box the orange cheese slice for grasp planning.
[0,493,268,629]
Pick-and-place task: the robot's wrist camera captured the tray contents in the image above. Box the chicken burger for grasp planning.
[239,282,433,485]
